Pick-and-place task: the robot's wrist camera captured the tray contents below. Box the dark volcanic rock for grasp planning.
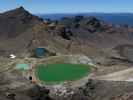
[28,85,53,100]
[0,6,43,38]
[0,7,133,63]
[60,16,103,32]
[0,7,46,55]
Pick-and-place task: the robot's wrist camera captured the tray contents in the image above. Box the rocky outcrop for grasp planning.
[0,6,43,38]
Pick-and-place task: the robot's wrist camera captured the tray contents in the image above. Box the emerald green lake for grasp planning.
[35,63,91,84]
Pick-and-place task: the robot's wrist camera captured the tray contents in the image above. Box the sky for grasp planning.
[0,0,133,14]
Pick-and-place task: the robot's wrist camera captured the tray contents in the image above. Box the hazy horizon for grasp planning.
[0,0,133,14]
[37,12,133,15]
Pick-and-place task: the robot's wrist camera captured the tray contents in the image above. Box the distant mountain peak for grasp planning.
[18,6,25,10]
[2,6,30,17]
[0,7,43,38]
[15,6,27,12]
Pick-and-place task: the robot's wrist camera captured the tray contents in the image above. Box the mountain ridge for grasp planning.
[39,13,133,26]
[0,7,133,63]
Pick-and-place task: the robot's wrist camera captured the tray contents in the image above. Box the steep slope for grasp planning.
[0,7,133,62]
[0,7,45,55]
[0,7,133,100]
[57,16,133,47]
[44,16,133,58]
[0,6,43,38]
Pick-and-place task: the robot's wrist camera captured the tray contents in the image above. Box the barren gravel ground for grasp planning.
[94,67,133,81]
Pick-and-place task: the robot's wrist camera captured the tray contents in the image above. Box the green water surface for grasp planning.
[36,63,91,84]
